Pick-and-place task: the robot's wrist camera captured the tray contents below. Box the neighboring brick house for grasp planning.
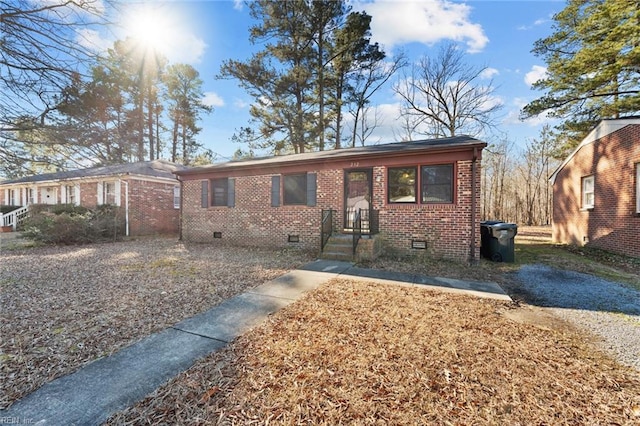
[549,118,640,258]
[175,136,486,262]
[0,160,186,236]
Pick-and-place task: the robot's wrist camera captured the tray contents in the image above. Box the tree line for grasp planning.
[1,0,211,177]
[1,0,638,226]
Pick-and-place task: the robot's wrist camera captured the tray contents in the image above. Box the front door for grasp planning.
[344,169,372,231]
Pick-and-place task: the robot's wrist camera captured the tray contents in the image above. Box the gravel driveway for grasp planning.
[512,264,640,370]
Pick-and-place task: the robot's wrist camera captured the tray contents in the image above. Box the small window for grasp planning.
[636,164,640,214]
[421,164,453,203]
[65,185,76,205]
[388,167,417,203]
[173,186,180,209]
[210,178,228,207]
[27,188,36,205]
[283,174,307,205]
[103,182,116,205]
[582,175,594,209]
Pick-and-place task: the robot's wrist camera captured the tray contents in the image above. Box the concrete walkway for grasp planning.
[2,260,509,425]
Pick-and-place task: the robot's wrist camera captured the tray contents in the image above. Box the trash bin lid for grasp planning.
[480,220,503,226]
[492,222,517,229]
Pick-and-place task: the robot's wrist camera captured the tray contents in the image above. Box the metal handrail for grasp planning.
[352,209,362,255]
[320,209,334,251]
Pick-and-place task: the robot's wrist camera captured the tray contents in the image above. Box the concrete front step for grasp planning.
[321,234,355,261]
[321,251,354,261]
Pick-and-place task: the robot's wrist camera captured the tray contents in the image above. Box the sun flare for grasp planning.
[124,4,173,55]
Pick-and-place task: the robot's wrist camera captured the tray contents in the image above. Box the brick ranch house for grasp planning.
[549,117,640,258]
[0,160,186,236]
[175,136,486,262]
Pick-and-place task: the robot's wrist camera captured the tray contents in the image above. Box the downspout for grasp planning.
[178,175,183,241]
[122,179,130,237]
[470,147,478,263]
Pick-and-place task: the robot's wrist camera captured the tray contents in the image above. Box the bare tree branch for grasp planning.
[393,42,502,139]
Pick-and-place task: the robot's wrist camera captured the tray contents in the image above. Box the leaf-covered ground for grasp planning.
[106,279,640,425]
[0,238,314,409]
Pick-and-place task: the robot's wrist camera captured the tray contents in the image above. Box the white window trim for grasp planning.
[97,181,121,206]
[97,182,104,205]
[582,175,595,209]
[173,186,180,209]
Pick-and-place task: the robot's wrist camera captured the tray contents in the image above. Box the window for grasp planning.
[283,174,307,205]
[103,182,116,205]
[388,167,417,203]
[210,178,228,206]
[582,175,594,209]
[421,164,453,203]
[8,189,16,206]
[636,164,640,214]
[65,185,76,205]
[173,186,180,209]
[27,188,36,205]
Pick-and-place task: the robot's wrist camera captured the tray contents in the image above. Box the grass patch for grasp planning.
[106,279,640,424]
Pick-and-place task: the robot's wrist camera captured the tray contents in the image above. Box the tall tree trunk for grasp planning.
[137,96,145,161]
[171,115,179,163]
[147,86,155,161]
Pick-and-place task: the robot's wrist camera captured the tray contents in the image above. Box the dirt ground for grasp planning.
[4,229,640,424]
[0,238,314,409]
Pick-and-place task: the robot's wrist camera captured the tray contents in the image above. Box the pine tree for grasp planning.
[522,0,640,151]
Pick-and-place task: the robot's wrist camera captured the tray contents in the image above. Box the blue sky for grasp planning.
[99,0,565,162]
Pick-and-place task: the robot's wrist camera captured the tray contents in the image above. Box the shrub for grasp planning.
[22,205,125,245]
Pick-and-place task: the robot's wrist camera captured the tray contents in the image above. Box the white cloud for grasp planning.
[480,67,499,79]
[164,32,207,64]
[503,97,556,127]
[233,98,249,109]
[75,28,112,53]
[517,17,550,31]
[233,0,243,11]
[117,3,207,65]
[352,0,488,53]
[524,65,548,87]
[202,92,225,108]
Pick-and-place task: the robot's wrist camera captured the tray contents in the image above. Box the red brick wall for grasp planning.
[553,125,640,258]
[76,179,179,236]
[78,182,98,207]
[128,179,180,236]
[181,154,482,261]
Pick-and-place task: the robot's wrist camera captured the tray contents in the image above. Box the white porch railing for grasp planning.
[1,205,29,230]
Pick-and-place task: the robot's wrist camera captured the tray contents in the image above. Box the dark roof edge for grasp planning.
[175,137,487,177]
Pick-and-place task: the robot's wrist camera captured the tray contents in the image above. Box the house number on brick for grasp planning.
[350,162,360,167]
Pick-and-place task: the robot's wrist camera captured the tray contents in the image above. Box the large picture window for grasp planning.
[582,175,594,209]
[388,167,417,203]
[210,178,228,207]
[283,174,307,205]
[421,164,453,203]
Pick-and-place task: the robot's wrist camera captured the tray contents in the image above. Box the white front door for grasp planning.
[40,186,58,204]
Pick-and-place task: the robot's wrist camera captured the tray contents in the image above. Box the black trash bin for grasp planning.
[480,221,518,262]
